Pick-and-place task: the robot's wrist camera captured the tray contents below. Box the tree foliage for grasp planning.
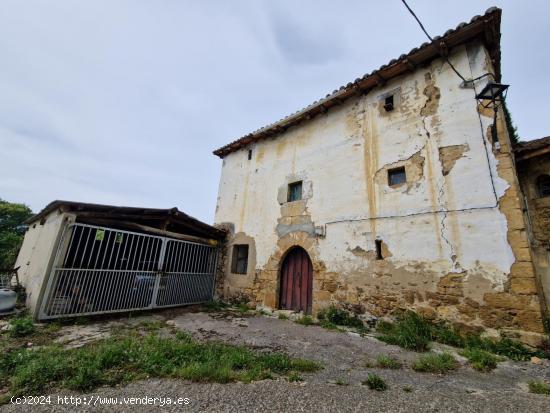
[0,199,33,269]
[502,100,520,145]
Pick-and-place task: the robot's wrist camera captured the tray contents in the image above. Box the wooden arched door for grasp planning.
[279,247,313,314]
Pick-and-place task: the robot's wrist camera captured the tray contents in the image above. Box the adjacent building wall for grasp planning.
[15,210,72,317]
[214,40,545,340]
[517,153,550,312]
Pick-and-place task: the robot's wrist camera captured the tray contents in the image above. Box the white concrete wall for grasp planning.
[15,210,69,316]
[214,41,517,313]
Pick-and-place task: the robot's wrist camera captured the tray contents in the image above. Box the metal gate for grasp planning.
[38,223,218,320]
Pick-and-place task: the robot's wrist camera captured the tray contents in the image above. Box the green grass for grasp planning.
[295,315,315,326]
[528,380,550,395]
[412,352,458,373]
[278,313,289,320]
[202,300,228,312]
[287,371,303,382]
[376,312,432,352]
[139,320,164,331]
[236,303,253,313]
[8,315,35,338]
[362,373,387,391]
[376,354,402,369]
[0,331,320,399]
[375,311,544,360]
[459,348,502,372]
[335,378,349,386]
[317,306,365,330]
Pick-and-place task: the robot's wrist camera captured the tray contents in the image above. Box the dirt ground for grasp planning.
[2,307,550,412]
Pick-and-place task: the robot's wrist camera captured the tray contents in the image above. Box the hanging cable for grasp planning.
[399,0,467,82]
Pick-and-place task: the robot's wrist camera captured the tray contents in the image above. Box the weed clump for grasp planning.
[459,348,501,372]
[412,352,458,373]
[528,380,550,395]
[376,312,431,352]
[8,315,35,338]
[295,315,314,326]
[317,306,368,335]
[376,354,402,369]
[362,373,387,391]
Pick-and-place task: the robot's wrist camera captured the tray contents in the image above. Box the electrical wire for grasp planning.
[322,2,503,228]
[400,0,467,82]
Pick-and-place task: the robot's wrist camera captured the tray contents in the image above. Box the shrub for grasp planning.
[376,354,402,369]
[528,380,550,395]
[459,348,501,372]
[412,352,458,373]
[8,316,35,338]
[278,313,289,320]
[362,373,387,391]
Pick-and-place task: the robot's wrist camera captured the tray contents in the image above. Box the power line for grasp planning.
[399,0,467,82]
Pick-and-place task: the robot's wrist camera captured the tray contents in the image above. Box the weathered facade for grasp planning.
[515,137,550,312]
[213,8,546,342]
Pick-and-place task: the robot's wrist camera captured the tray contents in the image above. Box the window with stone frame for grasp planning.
[231,244,249,274]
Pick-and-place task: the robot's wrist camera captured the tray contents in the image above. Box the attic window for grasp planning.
[248,149,252,160]
[388,167,406,186]
[287,181,302,202]
[231,244,249,274]
[384,95,394,112]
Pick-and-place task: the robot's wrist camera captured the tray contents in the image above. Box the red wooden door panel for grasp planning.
[279,247,312,314]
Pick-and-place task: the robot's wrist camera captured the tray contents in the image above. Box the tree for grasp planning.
[502,100,520,145]
[0,199,33,269]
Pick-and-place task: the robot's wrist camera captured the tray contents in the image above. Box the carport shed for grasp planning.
[15,201,225,320]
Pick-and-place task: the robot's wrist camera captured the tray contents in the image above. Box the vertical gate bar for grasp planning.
[151,237,167,308]
[209,247,219,300]
[170,241,179,305]
[119,232,137,311]
[122,233,140,311]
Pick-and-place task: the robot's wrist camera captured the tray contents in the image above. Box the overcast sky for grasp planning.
[1,1,548,222]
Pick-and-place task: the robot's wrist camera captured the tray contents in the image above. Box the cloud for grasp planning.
[0,0,548,223]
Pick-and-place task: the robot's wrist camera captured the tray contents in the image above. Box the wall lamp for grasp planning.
[475,82,509,149]
[475,82,509,108]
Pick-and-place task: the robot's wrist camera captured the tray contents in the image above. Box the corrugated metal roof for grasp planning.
[213,7,502,158]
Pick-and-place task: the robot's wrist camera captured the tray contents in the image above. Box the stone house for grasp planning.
[515,137,550,313]
[213,8,547,342]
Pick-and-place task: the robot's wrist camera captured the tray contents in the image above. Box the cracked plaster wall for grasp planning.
[214,40,545,340]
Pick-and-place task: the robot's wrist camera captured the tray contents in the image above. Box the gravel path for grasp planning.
[2,309,549,412]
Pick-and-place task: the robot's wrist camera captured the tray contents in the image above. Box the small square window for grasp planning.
[231,244,249,274]
[388,167,406,186]
[287,181,303,202]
